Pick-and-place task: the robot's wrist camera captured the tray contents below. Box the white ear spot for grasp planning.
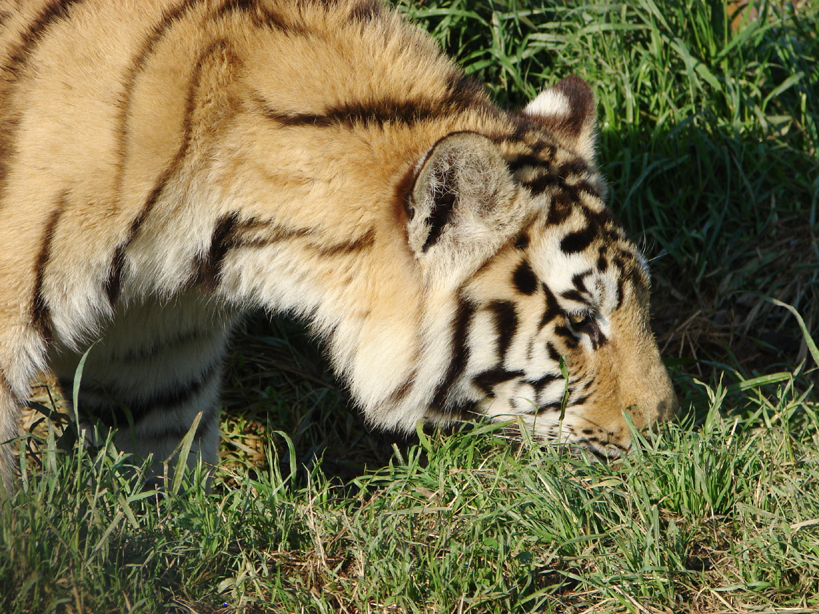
[524,89,570,119]
[523,75,597,159]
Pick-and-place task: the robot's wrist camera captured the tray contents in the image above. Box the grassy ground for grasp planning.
[3,0,819,612]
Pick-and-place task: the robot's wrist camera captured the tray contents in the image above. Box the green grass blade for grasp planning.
[170,411,203,495]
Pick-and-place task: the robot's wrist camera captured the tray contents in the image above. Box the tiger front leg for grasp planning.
[0,336,48,497]
[49,296,238,491]
[0,378,21,497]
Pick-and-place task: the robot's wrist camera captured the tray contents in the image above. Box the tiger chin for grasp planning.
[0,0,677,494]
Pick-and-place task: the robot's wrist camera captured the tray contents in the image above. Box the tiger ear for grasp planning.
[524,75,597,160]
[405,132,518,273]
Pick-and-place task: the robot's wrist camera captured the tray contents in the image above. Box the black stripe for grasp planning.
[315,228,376,256]
[109,328,215,364]
[573,437,628,460]
[582,204,616,231]
[104,245,126,305]
[572,269,593,294]
[545,342,561,364]
[431,294,476,412]
[529,140,557,157]
[507,154,546,174]
[423,188,456,253]
[197,212,240,290]
[265,89,485,131]
[114,0,203,195]
[571,440,610,462]
[522,172,559,198]
[536,401,562,415]
[111,0,207,258]
[527,173,604,219]
[525,373,560,395]
[65,359,222,426]
[575,180,601,200]
[193,216,372,286]
[512,260,538,295]
[4,0,83,73]
[233,219,313,246]
[546,188,575,224]
[513,232,529,250]
[31,195,66,341]
[0,0,84,204]
[560,289,586,304]
[614,276,625,311]
[611,255,628,310]
[560,225,596,254]
[264,101,434,128]
[349,0,381,22]
[486,300,518,361]
[553,325,578,349]
[518,152,590,200]
[214,0,295,32]
[214,0,257,17]
[568,394,590,407]
[556,159,588,179]
[590,328,607,350]
[539,283,562,329]
[386,370,416,405]
[471,368,524,396]
[596,247,608,272]
[113,38,234,294]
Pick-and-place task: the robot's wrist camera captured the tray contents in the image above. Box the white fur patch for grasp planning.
[524,89,570,119]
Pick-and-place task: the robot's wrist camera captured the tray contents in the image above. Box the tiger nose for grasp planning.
[622,365,678,428]
[655,391,679,422]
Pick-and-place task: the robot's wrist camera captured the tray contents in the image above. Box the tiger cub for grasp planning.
[0,0,678,493]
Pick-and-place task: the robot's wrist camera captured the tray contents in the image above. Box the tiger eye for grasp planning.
[568,313,592,327]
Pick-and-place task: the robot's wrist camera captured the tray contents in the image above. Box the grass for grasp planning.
[3,0,819,612]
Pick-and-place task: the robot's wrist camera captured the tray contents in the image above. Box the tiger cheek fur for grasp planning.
[0,0,677,493]
[459,235,677,459]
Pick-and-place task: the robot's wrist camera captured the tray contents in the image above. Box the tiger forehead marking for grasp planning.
[0,0,677,493]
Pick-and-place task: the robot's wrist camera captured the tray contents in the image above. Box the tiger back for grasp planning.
[0,0,678,493]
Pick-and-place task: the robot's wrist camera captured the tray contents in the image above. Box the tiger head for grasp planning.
[404,77,678,458]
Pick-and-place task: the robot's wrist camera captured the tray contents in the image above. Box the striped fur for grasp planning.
[0,0,677,493]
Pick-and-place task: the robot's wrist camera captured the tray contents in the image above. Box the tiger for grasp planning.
[0,0,678,494]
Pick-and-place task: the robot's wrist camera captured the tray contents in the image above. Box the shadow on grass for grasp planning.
[599,113,818,396]
[220,313,420,487]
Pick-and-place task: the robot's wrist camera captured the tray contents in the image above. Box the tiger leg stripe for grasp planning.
[0,0,677,490]
[0,0,85,196]
[108,37,240,303]
[30,195,67,342]
[58,358,222,428]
